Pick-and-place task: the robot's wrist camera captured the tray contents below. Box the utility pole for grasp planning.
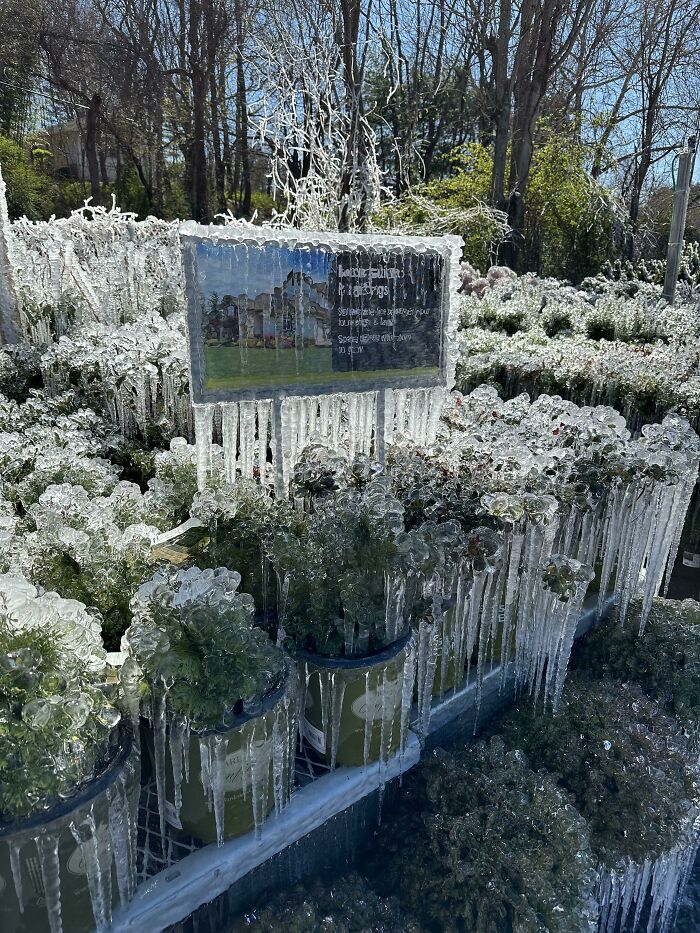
[663,135,697,304]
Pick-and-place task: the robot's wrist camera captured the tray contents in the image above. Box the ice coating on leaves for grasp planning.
[0,572,139,932]
[122,565,295,843]
[502,675,700,933]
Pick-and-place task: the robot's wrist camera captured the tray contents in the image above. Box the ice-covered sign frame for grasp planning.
[180,224,463,405]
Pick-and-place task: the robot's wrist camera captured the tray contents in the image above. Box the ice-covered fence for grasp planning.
[0,164,184,344]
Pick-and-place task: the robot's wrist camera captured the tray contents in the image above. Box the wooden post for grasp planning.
[663,136,696,304]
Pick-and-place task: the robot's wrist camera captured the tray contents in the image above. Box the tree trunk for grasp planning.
[85,92,102,206]
[233,0,251,216]
[489,0,512,208]
[188,0,209,221]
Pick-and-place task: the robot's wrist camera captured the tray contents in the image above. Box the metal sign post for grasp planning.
[663,136,697,304]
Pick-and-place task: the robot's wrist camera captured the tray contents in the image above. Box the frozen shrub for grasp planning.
[575,597,700,750]
[371,736,598,932]
[232,873,419,932]
[0,574,119,821]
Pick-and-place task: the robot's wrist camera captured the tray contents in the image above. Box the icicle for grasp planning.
[329,673,347,770]
[106,771,136,906]
[8,839,24,913]
[257,400,271,485]
[238,400,257,480]
[210,733,228,847]
[151,687,168,842]
[415,617,439,739]
[35,831,63,933]
[399,638,417,763]
[69,808,111,932]
[221,403,239,485]
[193,404,214,491]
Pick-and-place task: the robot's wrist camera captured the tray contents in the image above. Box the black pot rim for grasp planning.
[295,627,413,670]
[0,719,134,838]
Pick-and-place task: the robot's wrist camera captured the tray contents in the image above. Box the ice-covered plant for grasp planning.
[269,480,412,656]
[122,566,285,730]
[0,575,120,822]
[370,736,598,932]
[191,481,303,617]
[290,444,383,508]
[4,483,161,650]
[144,437,224,528]
[500,673,699,869]
[574,597,700,750]
[231,872,419,932]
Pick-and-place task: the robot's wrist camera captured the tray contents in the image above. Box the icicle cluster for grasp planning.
[193,386,449,495]
[5,745,140,933]
[0,574,139,933]
[597,823,700,933]
[7,200,183,341]
[39,312,192,441]
[122,566,296,846]
[299,635,416,784]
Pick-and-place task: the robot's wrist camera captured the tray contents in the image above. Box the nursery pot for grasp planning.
[0,722,140,933]
[152,661,297,846]
[297,629,415,768]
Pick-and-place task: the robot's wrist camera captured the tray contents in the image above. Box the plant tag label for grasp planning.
[683,551,700,568]
[163,800,183,831]
[350,678,402,721]
[302,716,327,754]
[224,749,246,791]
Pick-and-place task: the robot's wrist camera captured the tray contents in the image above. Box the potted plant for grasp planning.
[191,481,305,625]
[120,565,296,846]
[0,574,139,933]
[269,480,417,769]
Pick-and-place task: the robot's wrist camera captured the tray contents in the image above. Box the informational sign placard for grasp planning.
[181,225,461,404]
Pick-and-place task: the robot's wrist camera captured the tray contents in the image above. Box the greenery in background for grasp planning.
[122,566,286,729]
[0,584,119,822]
[0,134,56,220]
[369,737,597,932]
[574,598,700,750]
[230,872,419,933]
[521,130,619,282]
[499,673,699,868]
[373,133,618,280]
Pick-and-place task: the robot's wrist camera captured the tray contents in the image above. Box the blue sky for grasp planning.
[196,241,332,300]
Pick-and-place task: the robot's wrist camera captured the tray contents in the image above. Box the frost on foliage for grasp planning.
[370,737,598,932]
[502,674,700,933]
[0,482,160,650]
[39,311,192,441]
[458,274,700,433]
[232,872,420,932]
[576,597,700,755]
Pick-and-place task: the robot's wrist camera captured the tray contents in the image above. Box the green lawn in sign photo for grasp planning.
[202,344,439,391]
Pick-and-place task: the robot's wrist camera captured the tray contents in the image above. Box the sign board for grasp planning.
[180,225,461,404]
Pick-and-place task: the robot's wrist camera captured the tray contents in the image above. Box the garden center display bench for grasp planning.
[111,596,614,933]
